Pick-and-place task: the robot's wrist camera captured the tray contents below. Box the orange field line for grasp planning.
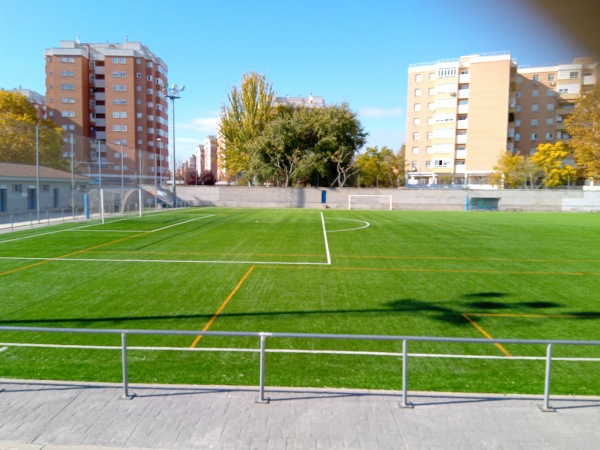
[252,265,596,276]
[0,232,149,279]
[336,255,600,263]
[462,313,512,357]
[467,313,583,319]
[190,266,255,349]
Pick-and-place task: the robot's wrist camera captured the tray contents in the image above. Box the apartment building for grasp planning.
[405,53,598,186]
[44,39,169,185]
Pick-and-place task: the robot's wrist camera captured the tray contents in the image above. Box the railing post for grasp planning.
[540,343,555,412]
[400,339,413,408]
[120,332,134,400]
[254,332,270,404]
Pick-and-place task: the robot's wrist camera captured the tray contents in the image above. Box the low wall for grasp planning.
[174,186,600,213]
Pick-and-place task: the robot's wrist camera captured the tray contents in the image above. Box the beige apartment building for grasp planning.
[406,53,598,186]
[45,39,169,185]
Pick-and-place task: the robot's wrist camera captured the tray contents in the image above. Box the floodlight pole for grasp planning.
[163,84,185,208]
[155,138,161,208]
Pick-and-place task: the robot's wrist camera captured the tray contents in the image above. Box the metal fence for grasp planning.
[1,325,599,411]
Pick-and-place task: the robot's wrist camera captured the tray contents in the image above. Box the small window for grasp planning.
[546,103,554,111]
[13,184,22,193]
[413,118,420,125]
[414,103,421,112]
[569,71,579,79]
[546,133,553,140]
[415,74,422,82]
[412,147,419,154]
[531,104,539,112]
[412,132,420,140]
[531,133,538,140]
[414,88,421,97]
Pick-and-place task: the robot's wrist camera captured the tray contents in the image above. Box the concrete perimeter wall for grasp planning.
[174,186,600,213]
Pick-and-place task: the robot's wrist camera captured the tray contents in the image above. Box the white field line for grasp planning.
[1,342,598,362]
[0,256,330,266]
[149,215,215,232]
[0,346,7,352]
[321,212,331,265]
[0,220,125,244]
[327,218,370,233]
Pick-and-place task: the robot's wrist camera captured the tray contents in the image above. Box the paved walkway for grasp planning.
[1,379,599,449]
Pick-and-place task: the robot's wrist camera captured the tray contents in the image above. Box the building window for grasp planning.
[120,99,126,105]
[414,103,421,112]
[428,102,435,111]
[113,71,119,78]
[113,125,120,131]
[425,161,431,168]
[137,73,142,78]
[147,61,153,68]
[137,86,142,91]
[546,132,553,140]
[113,112,120,118]
[412,132,420,140]
[113,85,119,91]
[546,118,554,126]
[120,72,126,78]
[120,112,127,118]
[415,74,422,82]
[113,99,119,104]
[120,58,126,64]
[412,147,419,154]
[13,184,22,193]
[516,90,522,98]
[427,117,434,125]
[429,73,435,81]
[137,113,142,118]
[531,133,538,140]
[413,118,420,126]
[136,58,141,64]
[514,133,520,141]
[437,67,457,78]
[426,131,433,140]
[411,161,418,169]
[147,75,153,82]
[531,119,538,126]
[137,126,143,132]
[120,125,127,131]
[531,104,539,112]
[547,89,555,96]
[532,90,539,97]
[570,71,579,79]
[548,74,555,82]
[546,103,554,111]
[414,88,421,97]
[515,119,521,126]
[120,85,126,91]
[516,105,522,112]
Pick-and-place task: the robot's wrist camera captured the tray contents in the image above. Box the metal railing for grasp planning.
[1,326,599,411]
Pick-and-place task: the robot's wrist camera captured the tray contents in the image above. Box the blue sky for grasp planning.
[0,0,587,161]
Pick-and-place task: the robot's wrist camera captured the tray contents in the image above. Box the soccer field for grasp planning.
[1,208,599,395]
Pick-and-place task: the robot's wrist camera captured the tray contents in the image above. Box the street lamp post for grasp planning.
[163,84,185,208]
[155,138,161,208]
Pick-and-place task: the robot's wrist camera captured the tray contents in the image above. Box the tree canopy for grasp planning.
[218,72,275,176]
[0,91,65,168]
[356,146,404,187]
[565,84,600,180]
[530,142,577,188]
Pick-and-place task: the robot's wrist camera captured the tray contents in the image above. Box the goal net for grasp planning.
[348,195,393,210]
[86,188,143,222]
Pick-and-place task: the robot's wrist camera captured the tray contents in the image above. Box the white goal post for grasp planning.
[97,188,143,223]
[348,195,393,210]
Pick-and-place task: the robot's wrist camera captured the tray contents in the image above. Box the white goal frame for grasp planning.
[348,195,393,211]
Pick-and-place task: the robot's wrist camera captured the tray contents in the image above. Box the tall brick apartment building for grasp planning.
[45,39,169,185]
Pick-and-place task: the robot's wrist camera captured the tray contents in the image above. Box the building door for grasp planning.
[53,188,59,208]
[27,188,36,210]
[0,188,6,212]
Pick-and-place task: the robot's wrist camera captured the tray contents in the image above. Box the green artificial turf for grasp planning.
[0,207,599,395]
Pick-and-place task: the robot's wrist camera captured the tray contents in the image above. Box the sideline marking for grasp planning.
[462,313,512,357]
[190,266,255,348]
[321,212,331,265]
[0,232,149,279]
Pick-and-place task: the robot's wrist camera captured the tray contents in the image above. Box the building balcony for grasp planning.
[583,75,596,85]
[458,104,469,114]
[95,93,106,101]
[459,74,470,83]
[456,135,467,144]
[456,149,466,159]
[454,165,466,174]
[458,89,470,99]
[457,119,468,129]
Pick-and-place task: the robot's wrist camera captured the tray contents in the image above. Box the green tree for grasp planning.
[530,142,577,188]
[0,91,64,167]
[218,72,275,176]
[356,146,398,187]
[312,103,367,187]
[249,106,324,187]
[565,84,600,181]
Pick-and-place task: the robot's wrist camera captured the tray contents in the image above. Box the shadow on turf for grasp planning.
[1,296,597,328]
